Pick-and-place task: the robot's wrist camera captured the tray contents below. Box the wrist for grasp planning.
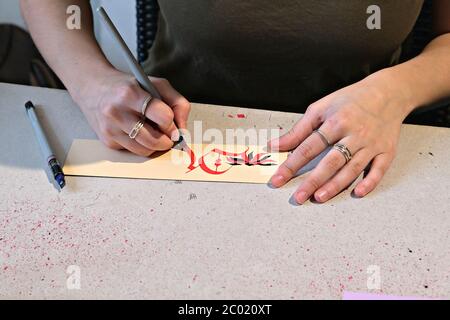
[69,64,119,104]
[363,68,418,119]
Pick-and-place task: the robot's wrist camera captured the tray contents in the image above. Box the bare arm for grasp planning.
[20,0,112,100]
[20,0,190,156]
[381,0,450,111]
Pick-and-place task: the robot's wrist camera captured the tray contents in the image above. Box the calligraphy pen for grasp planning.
[96,6,185,150]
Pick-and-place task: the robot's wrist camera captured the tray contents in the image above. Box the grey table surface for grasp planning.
[0,83,449,299]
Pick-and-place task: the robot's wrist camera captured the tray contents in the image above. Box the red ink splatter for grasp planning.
[214,157,222,172]
[237,114,246,119]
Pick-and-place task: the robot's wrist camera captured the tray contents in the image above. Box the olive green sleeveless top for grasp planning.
[144,0,424,112]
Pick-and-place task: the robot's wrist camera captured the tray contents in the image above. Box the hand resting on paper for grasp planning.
[269,71,410,204]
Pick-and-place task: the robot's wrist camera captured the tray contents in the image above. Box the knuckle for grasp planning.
[101,103,119,119]
[158,106,175,127]
[286,127,297,138]
[99,122,115,137]
[296,142,315,160]
[306,103,322,121]
[307,177,322,191]
[350,160,366,176]
[282,161,297,176]
[326,181,340,195]
[306,102,319,114]
[305,104,315,115]
[102,138,119,149]
[181,98,191,111]
[323,155,342,171]
[166,106,175,120]
[115,84,137,102]
[334,110,353,132]
[325,116,344,133]
[141,137,157,150]
[337,117,350,132]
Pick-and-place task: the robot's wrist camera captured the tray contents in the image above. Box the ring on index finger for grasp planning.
[141,95,153,118]
[129,119,145,140]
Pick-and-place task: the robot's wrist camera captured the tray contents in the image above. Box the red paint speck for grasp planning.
[237,114,246,119]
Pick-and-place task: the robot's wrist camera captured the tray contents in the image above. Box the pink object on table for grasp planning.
[342,291,439,300]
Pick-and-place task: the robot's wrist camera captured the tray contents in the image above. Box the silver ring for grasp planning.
[333,143,352,164]
[129,119,145,140]
[314,129,331,146]
[141,95,153,118]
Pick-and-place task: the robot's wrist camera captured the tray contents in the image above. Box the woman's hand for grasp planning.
[74,69,191,156]
[269,70,414,204]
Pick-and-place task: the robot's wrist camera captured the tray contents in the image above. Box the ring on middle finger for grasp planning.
[333,143,353,164]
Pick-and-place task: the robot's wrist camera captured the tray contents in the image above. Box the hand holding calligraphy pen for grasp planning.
[26,7,186,192]
[96,7,186,150]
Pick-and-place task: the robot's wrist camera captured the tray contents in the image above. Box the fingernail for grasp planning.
[270,175,285,187]
[296,191,309,204]
[316,190,328,202]
[171,130,180,142]
[355,186,366,198]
